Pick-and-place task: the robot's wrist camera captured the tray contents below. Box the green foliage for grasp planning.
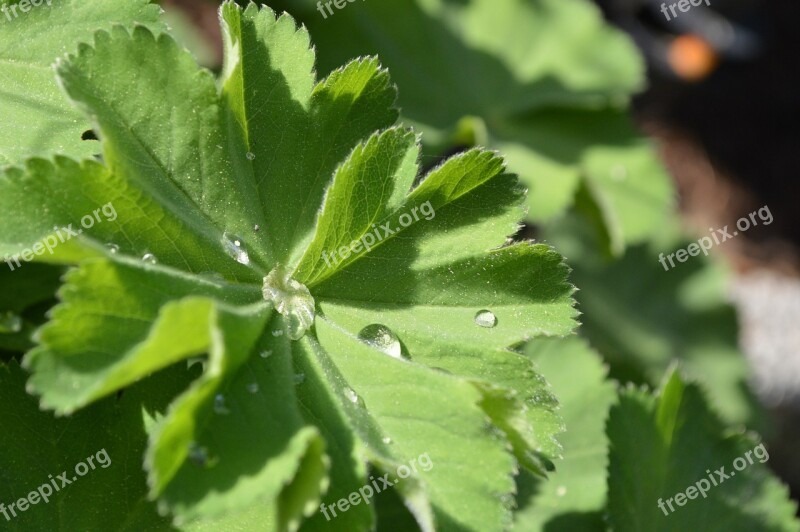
[0,0,163,166]
[0,1,796,531]
[1,3,576,529]
[607,370,798,531]
[271,0,675,253]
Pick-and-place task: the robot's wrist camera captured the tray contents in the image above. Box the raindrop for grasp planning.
[0,312,22,333]
[343,387,359,404]
[254,224,260,232]
[259,349,273,359]
[105,243,119,254]
[293,373,306,385]
[262,265,315,341]
[221,232,250,265]
[213,393,230,415]
[272,329,284,337]
[188,443,210,467]
[141,252,157,265]
[246,382,259,394]
[474,310,497,328]
[357,324,403,359]
[382,436,393,444]
[246,151,256,161]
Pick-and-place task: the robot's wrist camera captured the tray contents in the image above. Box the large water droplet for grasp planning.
[142,252,157,265]
[262,265,315,341]
[246,151,256,161]
[474,310,497,328]
[105,243,119,254]
[222,232,250,265]
[357,324,402,359]
[0,312,22,333]
[213,393,230,415]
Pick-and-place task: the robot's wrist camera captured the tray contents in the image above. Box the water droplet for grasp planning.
[344,387,359,403]
[262,265,315,341]
[213,393,230,415]
[610,165,628,181]
[142,252,157,264]
[105,243,119,254]
[474,310,497,328]
[188,443,209,467]
[253,224,260,232]
[0,312,22,333]
[246,151,256,160]
[246,382,259,394]
[293,373,305,385]
[382,436,393,444]
[221,232,250,265]
[556,485,567,497]
[259,349,273,359]
[272,329,284,337]
[357,324,403,359]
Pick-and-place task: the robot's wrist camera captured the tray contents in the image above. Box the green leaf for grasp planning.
[544,212,763,428]
[514,336,616,531]
[4,2,577,529]
[273,0,674,250]
[0,0,163,166]
[607,369,799,531]
[0,360,181,531]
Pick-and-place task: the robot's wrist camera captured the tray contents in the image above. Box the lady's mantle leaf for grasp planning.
[2,2,577,529]
[0,0,163,166]
[607,370,799,531]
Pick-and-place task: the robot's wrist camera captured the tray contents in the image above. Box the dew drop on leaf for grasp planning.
[105,243,119,254]
[141,252,157,264]
[272,329,284,337]
[213,393,230,415]
[254,224,260,232]
[382,436,393,444]
[262,265,315,341]
[221,232,250,265]
[474,309,497,328]
[259,349,272,359]
[357,324,403,359]
[0,312,22,333]
[246,382,259,394]
[343,387,359,404]
[293,373,305,385]
[188,443,216,468]
[246,151,256,160]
